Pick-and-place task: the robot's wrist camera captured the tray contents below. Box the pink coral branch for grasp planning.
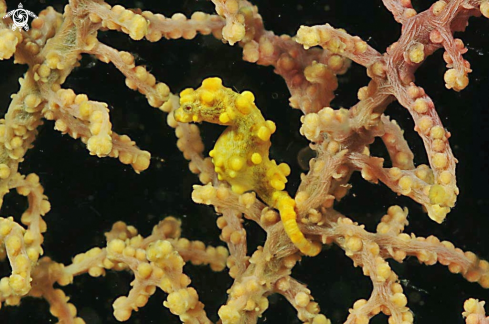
[380,115,415,170]
[382,0,416,24]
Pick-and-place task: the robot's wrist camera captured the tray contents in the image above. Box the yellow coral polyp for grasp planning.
[429,184,447,205]
[428,204,450,224]
[175,77,321,256]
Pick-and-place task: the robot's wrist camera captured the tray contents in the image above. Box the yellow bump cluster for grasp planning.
[409,235,440,266]
[218,304,242,323]
[175,77,321,256]
[49,89,116,158]
[406,86,457,223]
[0,164,11,179]
[0,218,32,297]
[221,221,245,245]
[0,29,21,60]
[463,298,488,323]
[407,42,425,64]
[300,113,321,142]
[376,205,408,235]
[100,5,148,40]
[0,93,45,161]
[146,240,208,321]
[32,53,65,83]
[72,247,106,278]
[122,58,171,110]
[24,92,43,114]
[432,1,447,15]
[300,107,351,160]
[438,240,489,288]
[106,238,161,321]
[164,288,199,315]
[141,11,218,41]
[444,68,469,91]
[108,133,151,173]
[213,0,247,45]
[290,289,331,323]
[296,25,368,56]
[176,237,228,271]
[219,277,269,322]
[260,207,279,225]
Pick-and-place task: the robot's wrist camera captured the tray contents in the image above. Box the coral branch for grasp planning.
[0,0,488,323]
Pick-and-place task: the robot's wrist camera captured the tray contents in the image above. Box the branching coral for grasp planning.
[0,0,489,323]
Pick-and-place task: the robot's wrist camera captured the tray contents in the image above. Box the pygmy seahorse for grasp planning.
[174,77,321,256]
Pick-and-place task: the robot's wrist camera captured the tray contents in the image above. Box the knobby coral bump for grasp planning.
[0,0,488,323]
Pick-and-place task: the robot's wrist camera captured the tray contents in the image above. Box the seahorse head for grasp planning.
[175,77,233,125]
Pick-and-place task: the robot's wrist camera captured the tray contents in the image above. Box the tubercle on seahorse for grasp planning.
[174,77,321,256]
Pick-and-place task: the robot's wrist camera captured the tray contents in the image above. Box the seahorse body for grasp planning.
[175,77,321,256]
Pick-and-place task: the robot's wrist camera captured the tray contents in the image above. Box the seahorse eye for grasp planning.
[184,105,191,111]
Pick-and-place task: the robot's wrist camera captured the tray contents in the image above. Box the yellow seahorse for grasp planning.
[174,77,321,256]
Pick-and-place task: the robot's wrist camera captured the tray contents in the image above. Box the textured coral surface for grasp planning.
[1,0,489,323]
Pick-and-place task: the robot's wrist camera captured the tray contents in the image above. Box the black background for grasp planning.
[1,0,489,323]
